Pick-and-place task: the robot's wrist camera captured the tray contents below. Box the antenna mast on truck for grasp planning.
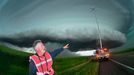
[90,8,102,49]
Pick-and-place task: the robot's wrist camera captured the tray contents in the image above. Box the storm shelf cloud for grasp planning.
[0,0,134,52]
[0,25,126,51]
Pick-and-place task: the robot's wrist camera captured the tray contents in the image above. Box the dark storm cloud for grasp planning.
[0,26,126,51]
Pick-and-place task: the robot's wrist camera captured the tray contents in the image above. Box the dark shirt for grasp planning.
[29,48,64,75]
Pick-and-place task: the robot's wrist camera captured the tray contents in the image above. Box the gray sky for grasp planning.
[0,0,134,51]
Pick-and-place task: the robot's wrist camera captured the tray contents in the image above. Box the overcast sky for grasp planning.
[0,0,134,52]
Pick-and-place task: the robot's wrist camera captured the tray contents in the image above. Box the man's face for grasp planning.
[35,42,46,56]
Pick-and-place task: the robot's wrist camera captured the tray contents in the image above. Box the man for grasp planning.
[29,40,69,75]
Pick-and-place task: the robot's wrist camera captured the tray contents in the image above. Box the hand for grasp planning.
[63,44,69,49]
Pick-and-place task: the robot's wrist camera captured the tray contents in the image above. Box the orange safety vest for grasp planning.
[30,52,54,75]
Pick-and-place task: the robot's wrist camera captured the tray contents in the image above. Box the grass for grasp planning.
[58,61,99,75]
[0,44,99,75]
[113,47,134,54]
[53,57,99,75]
[0,44,31,75]
[53,57,89,72]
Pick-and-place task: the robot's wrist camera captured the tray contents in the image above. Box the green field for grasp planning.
[113,47,134,54]
[0,44,30,75]
[0,44,99,75]
[54,58,99,75]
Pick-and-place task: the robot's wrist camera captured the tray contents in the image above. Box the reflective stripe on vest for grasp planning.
[30,52,54,75]
[37,68,54,75]
[36,58,52,67]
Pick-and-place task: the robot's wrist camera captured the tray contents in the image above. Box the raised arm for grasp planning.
[50,44,69,59]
